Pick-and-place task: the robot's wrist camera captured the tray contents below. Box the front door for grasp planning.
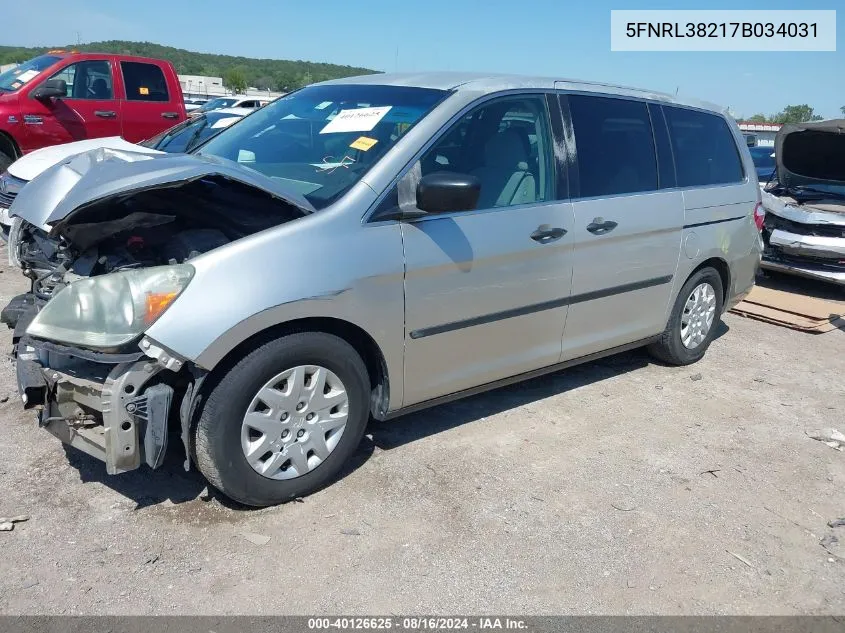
[401,94,574,407]
[23,58,121,148]
[559,94,683,360]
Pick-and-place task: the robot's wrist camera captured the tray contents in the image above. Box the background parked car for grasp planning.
[749,146,776,183]
[184,98,210,112]
[0,51,186,169]
[192,95,270,115]
[0,107,251,240]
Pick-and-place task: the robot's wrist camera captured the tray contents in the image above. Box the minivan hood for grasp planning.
[9,148,315,233]
[776,119,845,189]
[7,136,157,182]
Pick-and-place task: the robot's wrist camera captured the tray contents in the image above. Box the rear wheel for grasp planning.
[193,332,370,506]
[648,267,723,365]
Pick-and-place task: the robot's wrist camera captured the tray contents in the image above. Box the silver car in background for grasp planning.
[7,73,762,506]
[760,119,845,286]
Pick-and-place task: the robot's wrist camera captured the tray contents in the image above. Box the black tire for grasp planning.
[193,332,370,506]
[0,150,13,172]
[648,267,724,366]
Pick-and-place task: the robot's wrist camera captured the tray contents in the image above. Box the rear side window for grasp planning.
[121,61,169,102]
[664,106,744,187]
[569,95,658,197]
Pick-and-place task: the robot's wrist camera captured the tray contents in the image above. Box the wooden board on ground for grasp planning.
[730,285,843,333]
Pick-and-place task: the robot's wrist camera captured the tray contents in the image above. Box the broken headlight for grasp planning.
[26,265,194,348]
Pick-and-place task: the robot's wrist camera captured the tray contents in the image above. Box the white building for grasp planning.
[178,74,282,100]
[737,122,782,148]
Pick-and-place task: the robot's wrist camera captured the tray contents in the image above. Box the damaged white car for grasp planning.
[760,119,845,286]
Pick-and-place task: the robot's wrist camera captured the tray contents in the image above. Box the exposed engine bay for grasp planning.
[10,175,307,304]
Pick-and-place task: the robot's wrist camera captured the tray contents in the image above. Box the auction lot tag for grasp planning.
[350,136,378,151]
[320,106,391,134]
[15,70,39,83]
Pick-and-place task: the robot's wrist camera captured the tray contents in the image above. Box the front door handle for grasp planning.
[162,112,179,119]
[94,110,116,118]
[586,218,618,235]
[530,225,567,244]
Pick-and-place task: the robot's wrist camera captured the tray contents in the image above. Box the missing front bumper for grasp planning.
[15,339,177,474]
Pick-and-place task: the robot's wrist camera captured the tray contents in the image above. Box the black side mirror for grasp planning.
[32,79,67,100]
[416,172,481,214]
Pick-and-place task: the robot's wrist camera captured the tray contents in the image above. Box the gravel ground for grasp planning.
[0,246,843,615]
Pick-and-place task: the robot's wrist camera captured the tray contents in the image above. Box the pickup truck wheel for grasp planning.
[0,149,13,172]
[648,267,723,366]
[193,332,370,507]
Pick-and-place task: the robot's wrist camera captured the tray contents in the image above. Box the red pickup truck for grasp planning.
[0,51,187,169]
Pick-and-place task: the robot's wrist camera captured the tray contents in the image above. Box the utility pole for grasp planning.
[75,31,81,46]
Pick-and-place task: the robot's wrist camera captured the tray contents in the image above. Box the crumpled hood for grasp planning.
[6,137,158,182]
[775,119,845,189]
[9,148,315,233]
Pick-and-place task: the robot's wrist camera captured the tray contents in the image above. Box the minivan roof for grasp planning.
[318,72,727,115]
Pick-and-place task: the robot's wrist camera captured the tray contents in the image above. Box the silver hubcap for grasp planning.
[241,365,349,480]
[681,282,716,349]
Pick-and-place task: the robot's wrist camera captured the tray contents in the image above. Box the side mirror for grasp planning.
[416,172,480,214]
[32,79,67,100]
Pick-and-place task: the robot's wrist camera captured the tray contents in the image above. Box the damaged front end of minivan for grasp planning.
[5,148,311,473]
[760,119,845,286]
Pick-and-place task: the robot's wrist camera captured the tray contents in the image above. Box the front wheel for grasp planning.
[193,332,371,506]
[648,267,723,366]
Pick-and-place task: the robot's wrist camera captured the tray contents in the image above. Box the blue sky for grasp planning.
[6,0,844,118]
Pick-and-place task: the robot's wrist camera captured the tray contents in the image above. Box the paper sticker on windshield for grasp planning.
[10,82,22,90]
[350,136,378,151]
[211,116,239,129]
[139,86,150,95]
[319,106,392,134]
[15,70,40,84]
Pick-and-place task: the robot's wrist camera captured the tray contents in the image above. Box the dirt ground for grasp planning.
[0,245,843,615]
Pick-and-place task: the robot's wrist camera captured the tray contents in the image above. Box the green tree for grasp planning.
[253,75,275,91]
[223,67,248,94]
[747,113,768,123]
[840,105,845,117]
[772,104,824,124]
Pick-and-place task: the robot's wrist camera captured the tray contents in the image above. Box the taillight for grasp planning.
[753,202,765,231]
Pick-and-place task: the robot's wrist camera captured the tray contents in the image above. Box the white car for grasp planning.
[192,95,271,115]
[0,108,252,238]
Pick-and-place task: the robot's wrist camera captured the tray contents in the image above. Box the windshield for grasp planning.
[750,147,775,169]
[197,97,238,112]
[0,55,62,92]
[143,111,245,153]
[196,84,448,210]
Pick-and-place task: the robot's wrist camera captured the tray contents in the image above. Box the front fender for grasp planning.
[144,195,406,411]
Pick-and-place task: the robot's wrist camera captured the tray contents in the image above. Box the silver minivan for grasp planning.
[7,73,762,506]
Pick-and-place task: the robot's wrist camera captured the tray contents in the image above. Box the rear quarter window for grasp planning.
[121,61,169,102]
[664,106,744,187]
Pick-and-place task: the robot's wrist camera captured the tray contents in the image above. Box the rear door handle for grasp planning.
[162,112,179,119]
[530,225,567,244]
[94,110,116,118]
[586,218,618,235]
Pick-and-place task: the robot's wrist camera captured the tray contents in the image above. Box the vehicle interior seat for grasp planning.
[470,128,536,208]
[90,78,110,99]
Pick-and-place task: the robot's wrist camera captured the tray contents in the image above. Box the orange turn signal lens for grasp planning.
[144,291,178,325]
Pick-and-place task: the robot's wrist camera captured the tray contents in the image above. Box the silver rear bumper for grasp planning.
[760,259,845,286]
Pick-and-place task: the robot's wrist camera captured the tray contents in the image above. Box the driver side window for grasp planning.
[419,95,555,210]
[49,60,113,100]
